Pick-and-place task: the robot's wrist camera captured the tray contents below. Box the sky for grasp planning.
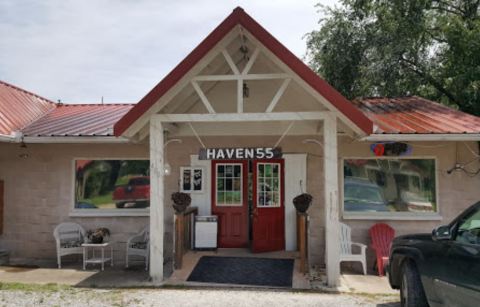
[0,1,338,104]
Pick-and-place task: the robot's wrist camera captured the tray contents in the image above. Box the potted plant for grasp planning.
[86,227,110,244]
[293,193,313,213]
[171,192,191,213]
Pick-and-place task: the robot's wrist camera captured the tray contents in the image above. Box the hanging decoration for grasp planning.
[370,142,412,157]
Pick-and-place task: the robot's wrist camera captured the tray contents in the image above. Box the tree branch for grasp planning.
[399,56,461,107]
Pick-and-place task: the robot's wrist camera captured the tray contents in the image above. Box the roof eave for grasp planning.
[362,133,480,142]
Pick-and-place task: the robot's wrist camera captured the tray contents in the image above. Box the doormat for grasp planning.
[187,256,294,288]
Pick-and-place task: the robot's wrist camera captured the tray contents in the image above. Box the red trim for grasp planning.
[114,7,373,136]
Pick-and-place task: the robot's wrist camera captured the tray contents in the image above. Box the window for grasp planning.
[75,159,149,210]
[343,158,437,214]
[456,208,480,245]
[256,162,281,207]
[180,167,204,193]
[215,163,242,206]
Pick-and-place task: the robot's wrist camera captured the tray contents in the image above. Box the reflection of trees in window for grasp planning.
[75,160,149,208]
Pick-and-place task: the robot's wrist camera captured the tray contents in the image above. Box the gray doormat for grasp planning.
[187,256,294,288]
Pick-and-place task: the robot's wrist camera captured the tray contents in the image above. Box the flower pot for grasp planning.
[293,193,313,213]
[173,203,188,214]
[91,235,103,244]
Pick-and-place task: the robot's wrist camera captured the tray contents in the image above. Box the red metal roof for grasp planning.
[113,7,374,136]
[354,96,480,134]
[22,104,134,137]
[0,80,56,135]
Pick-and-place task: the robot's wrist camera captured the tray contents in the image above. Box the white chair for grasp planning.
[126,227,149,270]
[339,223,367,275]
[53,222,86,269]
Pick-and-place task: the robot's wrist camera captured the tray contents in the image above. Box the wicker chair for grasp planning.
[126,227,149,270]
[53,222,86,268]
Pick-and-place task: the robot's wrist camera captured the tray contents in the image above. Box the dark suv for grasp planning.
[388,201,480,307]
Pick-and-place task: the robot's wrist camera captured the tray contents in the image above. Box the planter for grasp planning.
[172,192,191,213]
[91,235,104,244]
[86,227,110,244]
[173,203,189,214]
[293,193,313,213]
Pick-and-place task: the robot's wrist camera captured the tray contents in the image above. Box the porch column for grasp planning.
[149,118,164,284]
[323,114,340,286]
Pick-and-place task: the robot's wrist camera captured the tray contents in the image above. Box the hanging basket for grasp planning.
[293,193,313,213]
[172,192,191,213]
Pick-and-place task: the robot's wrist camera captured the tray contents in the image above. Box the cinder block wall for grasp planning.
[1,139,479,276]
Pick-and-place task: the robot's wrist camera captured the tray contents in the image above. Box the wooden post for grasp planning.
[149,118,164,284]
[323,114,340,287]
[174,213,184,269]
[297,212,308,274]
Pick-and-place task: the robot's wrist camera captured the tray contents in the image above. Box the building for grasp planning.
[1,7,480,286]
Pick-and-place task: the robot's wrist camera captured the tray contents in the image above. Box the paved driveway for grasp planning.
[0,286,400,307]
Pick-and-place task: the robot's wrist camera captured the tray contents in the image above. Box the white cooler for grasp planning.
[194,215,218,249]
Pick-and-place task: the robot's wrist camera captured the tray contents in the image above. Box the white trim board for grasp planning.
[284,154,307,251]
[153,111,332,123]
[362,134,480,142]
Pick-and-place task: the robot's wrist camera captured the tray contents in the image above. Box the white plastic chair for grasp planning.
[339,223,367,275]
[53,222,86,269]
[126,227,149,270]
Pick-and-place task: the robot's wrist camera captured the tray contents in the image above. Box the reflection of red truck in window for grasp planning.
[112,176,150,208]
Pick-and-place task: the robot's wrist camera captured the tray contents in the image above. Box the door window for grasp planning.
[256,162,281,207]
[215,163,243,206]
[456,208,480,245]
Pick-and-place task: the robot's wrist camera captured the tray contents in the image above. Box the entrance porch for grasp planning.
[148,113,342,286]
[112,9,373,287]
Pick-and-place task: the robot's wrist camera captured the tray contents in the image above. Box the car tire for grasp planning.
[400,261,428,307]
[115,202,125,208]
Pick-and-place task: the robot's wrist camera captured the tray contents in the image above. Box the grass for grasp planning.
[0,282,72,292]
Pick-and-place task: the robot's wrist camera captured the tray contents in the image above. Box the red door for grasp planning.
[211,160,248,248]
[252,159,285,253]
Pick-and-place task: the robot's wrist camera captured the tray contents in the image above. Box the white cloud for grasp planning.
[0,0,337,103]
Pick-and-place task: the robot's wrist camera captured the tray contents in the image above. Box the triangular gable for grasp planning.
[114,7,373,136]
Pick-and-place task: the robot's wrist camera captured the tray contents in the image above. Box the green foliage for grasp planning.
[306,0,480,114]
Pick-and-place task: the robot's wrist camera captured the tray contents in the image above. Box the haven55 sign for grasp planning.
[199,147,282,160]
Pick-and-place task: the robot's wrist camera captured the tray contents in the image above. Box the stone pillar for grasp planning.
[323,114,340,286]
[149,118,164,284]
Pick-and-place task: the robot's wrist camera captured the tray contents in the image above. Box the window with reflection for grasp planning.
[75,160,149,209]
[256,162,281,207]
[343,159,436,213]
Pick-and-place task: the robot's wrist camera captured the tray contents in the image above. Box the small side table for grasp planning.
[82,242,113,271]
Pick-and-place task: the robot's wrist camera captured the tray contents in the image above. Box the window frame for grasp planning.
[179,166,205,193]
[70,158,150,217]
[340,156,442,221]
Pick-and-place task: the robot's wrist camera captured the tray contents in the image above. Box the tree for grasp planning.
[306,0,480,115]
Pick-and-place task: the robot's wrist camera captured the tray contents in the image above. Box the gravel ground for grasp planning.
[0,286,400,307]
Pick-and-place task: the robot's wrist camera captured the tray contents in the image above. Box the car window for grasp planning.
[455,208,480,245]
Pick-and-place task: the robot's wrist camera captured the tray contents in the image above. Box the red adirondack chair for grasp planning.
[369,223,395,276]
